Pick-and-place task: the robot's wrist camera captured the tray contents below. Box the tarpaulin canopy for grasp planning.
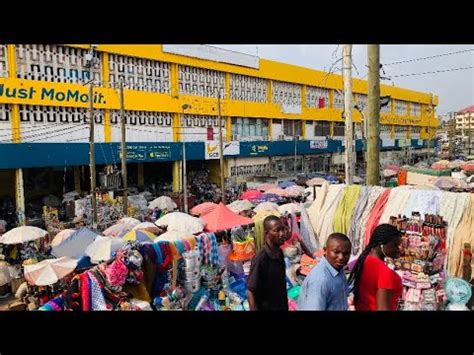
[201,203,253,232]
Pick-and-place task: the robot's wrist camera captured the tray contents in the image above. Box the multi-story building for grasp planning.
[455,105,474,153]
[0,44,439,220]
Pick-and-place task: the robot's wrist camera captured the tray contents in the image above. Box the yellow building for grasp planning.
[0,44,439,218]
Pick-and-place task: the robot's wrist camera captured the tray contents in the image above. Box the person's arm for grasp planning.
[247,290,258,311]
[298,280,328,311]
[376,288,393,311]
[246,255,261,311]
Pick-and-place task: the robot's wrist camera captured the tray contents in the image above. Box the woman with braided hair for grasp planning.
[348,224,403,311]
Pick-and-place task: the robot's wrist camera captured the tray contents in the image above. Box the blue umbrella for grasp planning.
[52,227,98,259]
[252,193,285,204]
[325,175,338,183]
[75,255,94,271]
[278,180,296,189]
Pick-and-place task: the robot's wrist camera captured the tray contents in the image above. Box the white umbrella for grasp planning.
[284,185,305,197]
[383,169,397,178]
[51,229,76,247]
[103,223,134,238]
[306,177,326,187]
[155,212,205,234]
[132,222,162,234]
[148,196,177,211]
[156,230,190,242]
[254,202,280,213]
[0,226,47,245]
[24,257,77,286]
[85,236,125,264]
[226,199,255,213]
[278,203,302,215]
[117,217,141,227]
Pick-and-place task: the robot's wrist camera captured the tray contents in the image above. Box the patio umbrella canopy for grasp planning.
[256,183,278,192]
[306,177,326,187]
[252,193,285,204]
[155,212,205,234]
[278,203,302,215]
[51,228,98,259]
[0,226,48,245]
[226,200,254,213]
[24,257,78,286]
[264,187,288,197]
[190,202,218,216]
[148,196,177,211]
[254,202,280,213]
[240,189,263,200]
[433,176,469,190]
[383,169,398,178]
[132,222,162,234]
[51,229,76,247]
[201,203,253,232]
[278,180,296,189]
[85,236,125,264]
[122,230,157,243]
[156,230,190,242]
[103,223,134,238]
[284,185,305,197]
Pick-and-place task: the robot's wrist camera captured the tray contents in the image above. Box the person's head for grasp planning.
[324,233,352,270]
[348,224,402,302]
[263,215,287,247]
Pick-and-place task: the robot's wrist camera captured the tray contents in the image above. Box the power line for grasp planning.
[384,48,474,66]
[391,65,474,78]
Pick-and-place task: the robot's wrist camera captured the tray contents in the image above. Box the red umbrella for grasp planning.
[191,202,218,216]
[201,203,253,232]
[240,189,263,200]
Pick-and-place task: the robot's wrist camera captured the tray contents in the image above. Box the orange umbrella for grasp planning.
[201,203,253,232]
[191,202,218,216]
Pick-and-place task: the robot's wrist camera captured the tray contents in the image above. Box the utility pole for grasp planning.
[294,120,297,174]
[119,79,128,216]
[217,92,226,204]
[367,45,381,186]
[181,104,191,213]
[88,81,98,226]
[469,112,472,155]
[342,45,354,185]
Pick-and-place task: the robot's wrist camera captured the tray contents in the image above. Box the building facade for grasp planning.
[0,44,439,219]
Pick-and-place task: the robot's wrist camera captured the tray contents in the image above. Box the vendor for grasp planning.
[72,216,85,229]
[247,215,289,311]
[348,224,403,311]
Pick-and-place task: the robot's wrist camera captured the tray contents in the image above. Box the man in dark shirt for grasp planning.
[247,215,289,311]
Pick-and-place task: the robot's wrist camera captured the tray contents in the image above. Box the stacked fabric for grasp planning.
[332,185,362,235]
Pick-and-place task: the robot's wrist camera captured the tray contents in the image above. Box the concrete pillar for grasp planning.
[172,161,181,192]
[137,163,145,191]
[74,166,81,193]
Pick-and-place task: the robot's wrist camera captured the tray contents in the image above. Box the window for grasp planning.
[272,81,301,106]
[306,86,329,108]
[109,54,170,93]
[230,74,267,102]
[333,122,345,136]
[0,44,7,77]
[179,65,224,98]
[411,103,421,117]
[333,91,344,110]
[394,100,408,116]
[283,120,302,136]
[314,121,331,136]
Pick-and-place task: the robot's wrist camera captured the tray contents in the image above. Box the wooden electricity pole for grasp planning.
[342,45,354,185]
[367,45,381,186]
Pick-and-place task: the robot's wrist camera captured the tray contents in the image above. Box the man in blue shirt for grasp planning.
[298,233,352,310]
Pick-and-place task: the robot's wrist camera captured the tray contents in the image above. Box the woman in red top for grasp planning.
[348,224,403,311]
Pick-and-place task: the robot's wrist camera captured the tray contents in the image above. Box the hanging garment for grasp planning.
[88,271,109,311]
[448,194,474,278]
[348,186,370,255]
[315,184,346,247]
[358,186,386,250]
[379,186,413,224]
[333,185,362,235]
[364,188,392,246]
[307,181,330,236]
[401,189,442,218]
[440,192,470,269]
[299,204,320,254]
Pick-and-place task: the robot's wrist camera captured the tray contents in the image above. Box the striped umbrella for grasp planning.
[122,229,157,243]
